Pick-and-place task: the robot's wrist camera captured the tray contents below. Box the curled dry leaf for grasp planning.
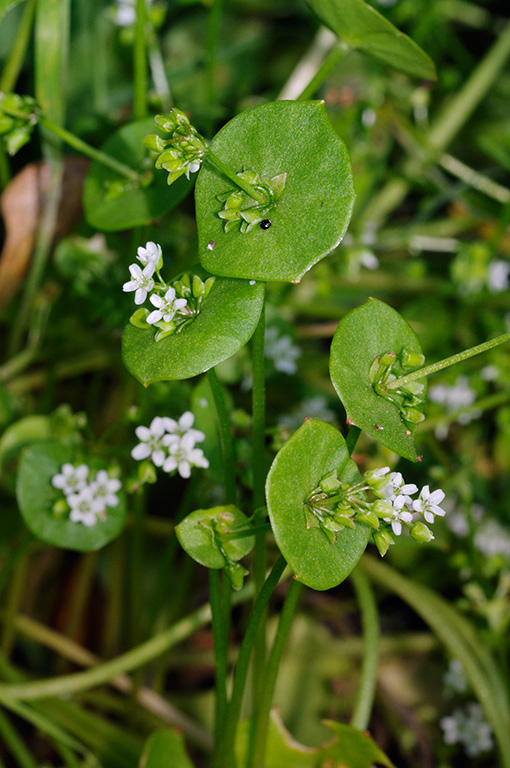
[0,157,89,308]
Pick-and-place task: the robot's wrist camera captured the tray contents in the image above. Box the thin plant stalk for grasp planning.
[387,332,510,391]
[297,41,349,101]
[349,567,380,731]
[206,0,224,108]
[134,0,148,119]
[207,367,236,504]
[248,577,303,768]
[210,570,229,747]
[1,553,28,658]
[214,555,287,768]
[0,708,38,768]
[206,150,268,204]
[0,0,37,93]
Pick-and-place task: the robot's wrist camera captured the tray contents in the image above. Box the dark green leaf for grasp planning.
[0,0,24,24]
[329,298,425,462]
[306,0,436,80]
[83,119,192,231]
[139,728,194,768]
[175,505,254,569]
[266,419,369,591]
[16,441,127,551]
[196,101,355,282]
[122,270,265,384]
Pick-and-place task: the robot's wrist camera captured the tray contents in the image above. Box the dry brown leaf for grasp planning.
[0,156,89,308]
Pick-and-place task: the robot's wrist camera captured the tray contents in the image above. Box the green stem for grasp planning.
[349,567,379,731]
[0,138,9,188]
[214,556,287,768]
[207,368,236,504]
[0,0,36,92]
[134,0,148,119]
[387,332,510,391]
[206,150,268,204]
[296,41,349,101]
[210,570,229,749]
[0,708,38,768]
[206,0,224,107]
[248,578,303,768]
[1,553,28,659]
[345,425,361,454]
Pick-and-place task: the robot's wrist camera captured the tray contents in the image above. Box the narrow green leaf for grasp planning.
[139,729,194,768]
[196,101,355,282]
[329,298,425,462]
[0,0,24,25]
[122,270,264,384]
[266,419,369,591]
[362,555,510,768]
[306,0,436,80]
[83,119,193,231]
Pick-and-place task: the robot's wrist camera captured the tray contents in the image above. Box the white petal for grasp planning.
[142,262,156,278]
[163,457,177,473]
[134,288,147,305]
[131,443,151,460]
[150,294,164,308]
[391,521,402,536]
[163,417,177,432]
[123,280,137,292]
[164,287,176,301]
[146,310,163,324]
[431,505,446,517]
[424,510,434,524]
[178,461,191,479]
[52,475,65,488]
[412,500,424,512]
[420,485,431,501]
[429,489,445,505]
[401,483,418,495]
[174,299,188,311]
[152,449,166,467]
[179,411,195,429]
[129,263,142,278]
[135,425,151,441]
[151,417,166,437]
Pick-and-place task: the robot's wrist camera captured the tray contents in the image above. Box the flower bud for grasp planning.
[204,277,215,297]
[401,347,425,369]
[374,530,394,557]
[379,351,396,366]
[402,407,425,424]
[332,512,355,529]
[224,561,248,591]
[357,510,379,529]
[410,521,434,543]
[192,274,205,297]
[372,499,394,518]
[52,499,68,518]
[142,133,166,153]
[319,470,340,493]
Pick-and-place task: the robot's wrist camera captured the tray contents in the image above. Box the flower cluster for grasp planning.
[440,702,493,757]
[123,241,215,342]
[305,466,446,556]
[369,347,426,433]
[143,109,208,185]
[217,171,286,234]
[131,413,209,479]
[51,464,121,527]
[264,326,301,375]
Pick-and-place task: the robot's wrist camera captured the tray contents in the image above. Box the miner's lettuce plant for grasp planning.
[2,0,510,767]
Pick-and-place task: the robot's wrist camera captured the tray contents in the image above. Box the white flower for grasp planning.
[163,434,209,478]
[487,259,510,293]
[187,162,201,176]
[52,463,89,496]
[474,519,510,559]
[113,2,136,26]
[68,487,103,527]
[123,262,155,305]
[379,471,418,507]
[90,470,121,508]
[440,703,493,757]
[429,376,477,411]
[162,411,205,446]
[265,327,301,375]
[413,485,446,523]
[137,241,162,266]
[443,659,468,694]
[131,417,167,466]
[146,287,187,325]
[383,495,414,536]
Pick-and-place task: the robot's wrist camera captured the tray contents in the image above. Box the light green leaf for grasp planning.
[236,710,394,768]
[175,505,254,569]
[196,101,355,282]
[306,0,436,80]
[329,298,425,462]
[0,415,52,492]
[83,119,192,231]
[122,270,264,384]
[139,728,194,768]
[16,441,127,551]
[0,0,24,25]
[266,419,369,591]
[362,555,510,768]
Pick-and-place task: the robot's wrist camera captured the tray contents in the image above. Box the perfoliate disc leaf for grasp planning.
[196,101,355,282]
[266,419,369,591]
[306,0,436,80]
[83,119,192,231]
[16,442,126,551]
[122,270,264,384]
[175,505,254,569]
[329,298,426,462]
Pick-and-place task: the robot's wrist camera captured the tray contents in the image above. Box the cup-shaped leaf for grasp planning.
[83,119,193,231]
[196,101,355,282]
[266,419,369,591]
[175,505,254,569]
[330,298,426,462]
[122,268,264,384]
[16,442,126,551]
[306,0,436,80]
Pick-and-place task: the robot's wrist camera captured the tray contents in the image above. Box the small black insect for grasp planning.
[260,219,271,230]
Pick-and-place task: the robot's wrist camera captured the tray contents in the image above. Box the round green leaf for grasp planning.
[266,419,369,591]
[83,118,192,231]
[196,101,355,282]
[329,298,426,462]
[175,505,254,569]
[16,442,127,551]
[306,0,436,80]
[122,270,265,384]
